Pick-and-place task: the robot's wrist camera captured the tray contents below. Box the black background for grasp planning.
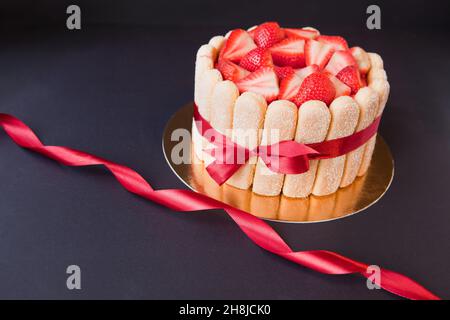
[0,0,449,299]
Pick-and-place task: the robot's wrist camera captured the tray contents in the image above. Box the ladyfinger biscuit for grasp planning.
[340,88,378,187]
[312,96,360,196]
[250,193,279,220]
[282,100,331,198]
[308,193,336,221]
[191,119,216,165]
[196,44,217,60]
[278,195,309,221]
[194,44,216,84]
[194,68,222,121]
[368,52,384,70]
[350,47,371,74]
[192,69,222,164]
[369,78,390,116]
[208,36,226,53]
[367,68,387,84]
[210,80,239,135]
[357,79,390,176]
[252,100,298,196]
[226,92,267,189]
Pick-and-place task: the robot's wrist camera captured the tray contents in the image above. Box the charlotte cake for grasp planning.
[193,22,390,197]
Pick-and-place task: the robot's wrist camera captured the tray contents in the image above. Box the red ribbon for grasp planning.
[193,105,381,185]
[0,112,440,300]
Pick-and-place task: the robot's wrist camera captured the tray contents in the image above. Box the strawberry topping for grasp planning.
[278,73,303,101]
[221,29,257,62]
[253,22,285,48]
[327,74,351,97]
[270,38,306,68]
[217,59,250,81]
[214,23,368,104]
[235,67,279,102]
[284,28,320,39]
[324,50,356,75]
[294,64,320,81]
[293,72,336,107]
[239,47,273,72]
[317,35,349,51]
[274,66,295,80]
[305,40,334,69]
[336,65,361,94]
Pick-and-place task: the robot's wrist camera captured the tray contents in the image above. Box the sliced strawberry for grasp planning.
[294,64,320,81]
[278,65,320,100]
[239,47,273,72]
[350,46,371,74]
[253,22,285,48]
[327,74,351,97]
[304,40,334,69]
[324,50,356,75]
[247,26,258,39]
[220,29,257,62]
[293,72,336,107]
[217,59,250,81]
[317,35,349,51]
[278,73,303,101]
[235,67,279,102]
[274,66,295,80]
[269,38,306,68]
[336,65,361,94]
[284,28,320,39]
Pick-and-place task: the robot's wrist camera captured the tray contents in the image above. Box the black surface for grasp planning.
[0,1,449,299]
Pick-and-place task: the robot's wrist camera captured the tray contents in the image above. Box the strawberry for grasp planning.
[274,66,295,80]
[327,74,351,97]
[253,22,285,48]
[294,64,320,81]
[279,65,319,100]
[293,72,336,107]
[247,26,258,39]
[284,28,320,39]
[217,59,250,81]
[235,67,279,102]
[269,38,306,68]
[324,50,356,75]
[336,65,361,94]
[304,40,334,69]
[220,29,257,62]
[317,35,349,51]
[278,73,303,101]
[239,47,273,71]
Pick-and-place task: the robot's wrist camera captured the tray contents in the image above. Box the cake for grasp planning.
[193,22,390,198]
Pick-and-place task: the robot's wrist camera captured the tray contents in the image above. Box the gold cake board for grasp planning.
[162,102,394,223]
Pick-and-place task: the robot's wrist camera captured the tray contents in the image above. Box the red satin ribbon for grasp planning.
[193,105,381,185]
[0,112,440,300]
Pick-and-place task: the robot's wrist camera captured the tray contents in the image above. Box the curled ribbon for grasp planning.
[193,105,381,185]
[0,112,440,300]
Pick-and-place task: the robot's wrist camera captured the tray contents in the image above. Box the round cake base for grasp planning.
[162,102,394,223]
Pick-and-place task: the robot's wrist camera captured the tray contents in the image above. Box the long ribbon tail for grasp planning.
[0,113,440,300]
